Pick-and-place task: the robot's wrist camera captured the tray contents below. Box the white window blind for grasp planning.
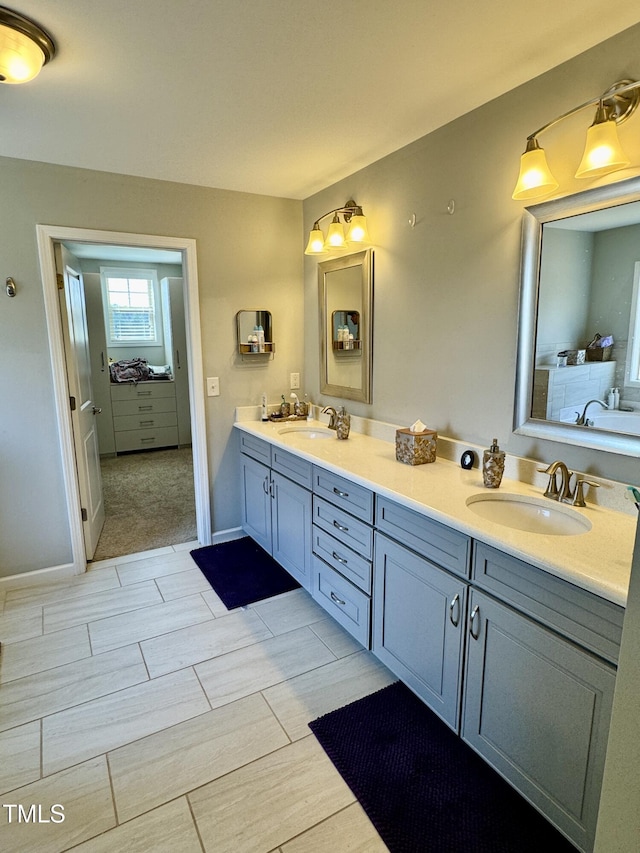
[101,268,159,345]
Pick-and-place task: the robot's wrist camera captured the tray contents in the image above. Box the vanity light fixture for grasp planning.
[0,5,55,84]
[512,79,640,201]
[304,199,371,255]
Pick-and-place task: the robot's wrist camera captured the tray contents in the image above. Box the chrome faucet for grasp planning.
[321,406,338,429]
[575,399,608,426]
[539,460,600,507]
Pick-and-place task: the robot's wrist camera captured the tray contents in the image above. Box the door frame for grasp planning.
[37,224,212,573]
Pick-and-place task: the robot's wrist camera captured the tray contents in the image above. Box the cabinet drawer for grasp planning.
[272,446,313,489]
[112,397,177,417]
[312,526,372,594]
[376,496,471,579]
[114,426,179,453]
[313,467,374,523]
[311,555,370,648]
[313,496,373,560]
[472,542,623,664]
[113,411,177,433]
[110,382,176,401]
[239,433,272,466]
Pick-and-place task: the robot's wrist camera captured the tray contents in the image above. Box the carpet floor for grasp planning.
[310,681,579,853]
[191,537,301,609]
[92,446,197,561]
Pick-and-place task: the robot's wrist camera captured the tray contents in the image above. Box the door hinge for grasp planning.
[81,507,88,522]
[70,396,76,411]
[57,273,64,290]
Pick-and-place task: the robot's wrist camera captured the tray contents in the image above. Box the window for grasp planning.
[101,268,160,345]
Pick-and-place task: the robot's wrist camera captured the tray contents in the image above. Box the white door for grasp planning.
[57,244,105,559]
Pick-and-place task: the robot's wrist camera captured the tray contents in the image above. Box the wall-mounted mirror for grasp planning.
[514,176,640,456]
[319,249,373,403]
[236,310,274,355]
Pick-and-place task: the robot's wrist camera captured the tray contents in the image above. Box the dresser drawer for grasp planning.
[376,497,471,579]
[113,411,177,433]
[311,555,370,648]
[239,433,272,466]
[272,446,313,489]
[313,496,373,560]
[313,467,374,523]
[110,382,176,401]
[472,542,623,664]
[312,526,372,594]
[114,426,179,453]
[112,397,177,417]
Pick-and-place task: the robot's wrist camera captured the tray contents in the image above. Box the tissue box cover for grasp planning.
[395,428,437,465]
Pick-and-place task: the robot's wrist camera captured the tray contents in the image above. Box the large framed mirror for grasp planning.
[514,176,640,456]
[319,249,373,403]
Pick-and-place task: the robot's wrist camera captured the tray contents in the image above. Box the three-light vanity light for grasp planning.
[512,78,640,201]
[304,199,371,255]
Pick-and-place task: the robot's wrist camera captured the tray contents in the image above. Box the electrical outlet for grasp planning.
[207,376,220,397]
[290,372,300,390]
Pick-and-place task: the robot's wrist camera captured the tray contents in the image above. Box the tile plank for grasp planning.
[0,721,41,794]
[43,582,163,633]
[0,624,91,684]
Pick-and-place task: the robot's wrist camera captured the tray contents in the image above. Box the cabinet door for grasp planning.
[373,535,467,731]
[271,471,312,591]
[462,589,615,853]
[240,454,272,553]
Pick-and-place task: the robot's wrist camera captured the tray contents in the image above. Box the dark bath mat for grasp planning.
[309,681,578,853]
[190,537,300,609]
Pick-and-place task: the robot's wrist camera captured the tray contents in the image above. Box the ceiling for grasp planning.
[1,1,639,199]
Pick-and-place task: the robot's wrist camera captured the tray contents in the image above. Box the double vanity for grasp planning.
[235,415,636,853]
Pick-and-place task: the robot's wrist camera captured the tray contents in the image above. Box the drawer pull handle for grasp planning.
[139,420,154,426]
[333,487,349,498]
[141,437,156,443]
[137,390,153,396]
[332,551,348,565]
[449,593,460,627]
[470,605,481,640]
[138,405,153,411]
[333,520,349,533]
[330,591,346,606]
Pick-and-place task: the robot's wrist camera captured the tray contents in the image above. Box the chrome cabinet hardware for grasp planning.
[449,593,460,627]
[470,604,481,640]
[330,591,346,606]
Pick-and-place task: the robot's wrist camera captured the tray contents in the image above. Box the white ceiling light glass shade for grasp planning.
[0,6,55,84]
[575,107,630,179]
[512,138,559,201]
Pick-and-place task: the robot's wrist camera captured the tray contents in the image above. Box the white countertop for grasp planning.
[235,419,638,607]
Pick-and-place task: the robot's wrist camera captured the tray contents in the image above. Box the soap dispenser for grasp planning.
[483,438,505,488]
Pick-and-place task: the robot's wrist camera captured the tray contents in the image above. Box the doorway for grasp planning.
[37,225,212,574]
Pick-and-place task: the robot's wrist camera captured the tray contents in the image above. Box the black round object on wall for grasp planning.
[460,450,476,470]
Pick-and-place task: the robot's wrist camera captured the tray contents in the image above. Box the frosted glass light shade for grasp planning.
[304,227,327,255]
[512,143,559,200]
[575,119,630,179]
[0,22,45,83]
[346,213,371,245]
[325,216,346,249]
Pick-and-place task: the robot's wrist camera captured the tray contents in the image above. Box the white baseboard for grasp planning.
[0,561,79,590]
[210,527,245,545]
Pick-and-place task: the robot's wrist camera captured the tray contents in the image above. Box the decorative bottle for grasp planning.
[482,438,505,488]
[336,407,351,440]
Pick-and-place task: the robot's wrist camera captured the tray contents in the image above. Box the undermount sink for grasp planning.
[466,492,592,536]
[278,426,334,439]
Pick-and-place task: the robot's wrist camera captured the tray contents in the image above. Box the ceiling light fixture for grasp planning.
[0,5,55,84]
[512,79,640,201]
[304,199,371,255]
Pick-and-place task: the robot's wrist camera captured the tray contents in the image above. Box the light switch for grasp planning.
[290,372,300,390]
[207,376,220,397]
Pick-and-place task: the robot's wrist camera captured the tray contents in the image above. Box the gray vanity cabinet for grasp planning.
[373,534,468,730]
[240,436,313,590]
[462,588,615,853]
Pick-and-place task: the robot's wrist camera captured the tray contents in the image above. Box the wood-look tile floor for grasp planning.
[0,542,392,852]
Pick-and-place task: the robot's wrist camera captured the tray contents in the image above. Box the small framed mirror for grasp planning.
[319,249,373,403]
[236,310,274,355]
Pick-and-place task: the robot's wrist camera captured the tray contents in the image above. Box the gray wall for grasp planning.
[303,23,640,484]
[0,160,302,576]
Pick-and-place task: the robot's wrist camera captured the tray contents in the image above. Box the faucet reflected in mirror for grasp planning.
[575,399,608,426]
